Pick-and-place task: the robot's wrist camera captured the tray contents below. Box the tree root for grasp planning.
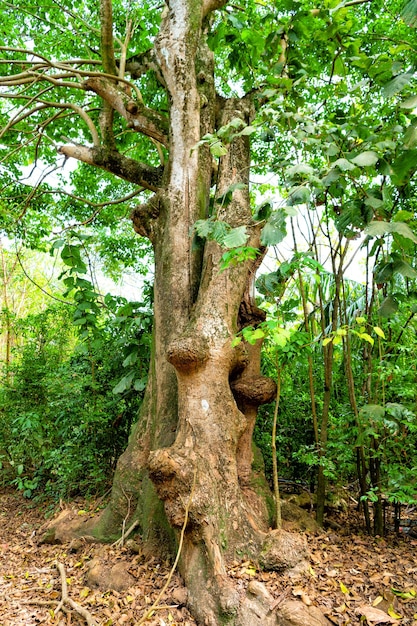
[55,561,99,626]
[136,467,196,625]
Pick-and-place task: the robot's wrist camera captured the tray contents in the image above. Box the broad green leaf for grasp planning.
[365,220,417,243]
[238,125,257,136]
[210,140,228,157]
[373,326,385,339]
[251,328,265,341]
[223,226,249,248]
[72,317,87,325]
[211,220,230,244]
[133,378,147,391]
[350,151,379,167]
[288,186,311,205]
[359,404,385,421]
[390,221,417,243]
[333,158,356,171]
[399,95,417,108]
[358,333,374,346]
[382,72,414,98]
[193,219,213,238]
[260,221,286,246]
[392,260,417,278]
[401,0,417,26]
[216,183,247,207]
[112,371,135,394]
[379,295,399,318]
[365,221,391,238]
[391,149,417,184]
[364,195,384,209]
[403,121,417,149]
[287,163,315,178]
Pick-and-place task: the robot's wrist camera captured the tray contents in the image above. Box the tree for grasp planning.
[2,0,417,623]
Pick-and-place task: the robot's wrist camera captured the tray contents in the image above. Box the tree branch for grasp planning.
[58,144,164,190]
[0,101,100,147]
[83,77,169,146]
[130,193,161,240]
[55,562,99,626]
[122,48,166,86]
[99,0,117,76]
[202,0,228,18]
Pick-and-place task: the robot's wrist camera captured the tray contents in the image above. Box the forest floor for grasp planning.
[1,488,417,626]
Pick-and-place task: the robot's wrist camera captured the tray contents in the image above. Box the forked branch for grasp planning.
[58,144,164,190]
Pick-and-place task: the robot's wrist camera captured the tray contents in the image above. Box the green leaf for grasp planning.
[392,260,417,278]
[193,218,213,238]
[359,404,386,421]
[288,186,311,205]
[382,72,414,98]
[216,182,246,207]
[401,0,417,27]
[332,158,356,171]
[390,221,417,243]
[403,121,417,149]
[211,220,230,244]
[210,140,228,157]
[399,95,417,108]
[260,221,286,246]
[358,333,374,346]
[350,151,379,167]
[133,377,147,392]
[379,295,399,318]
[391,149,417,184]
[373,326,385,339]
[223,226,249,248]
[365,221,390,238]
[238,125,257,136]
[365,220,417,243]
[112,371,135,394]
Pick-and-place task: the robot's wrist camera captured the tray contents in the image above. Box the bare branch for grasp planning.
[202,0,228,18]
[55,562,99,626]
[58,144,164,190]
[0,100,100,147]
[84,77,169,146]
[122,48,166,86]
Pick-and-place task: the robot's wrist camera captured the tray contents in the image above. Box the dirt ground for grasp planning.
[1,488,417,626]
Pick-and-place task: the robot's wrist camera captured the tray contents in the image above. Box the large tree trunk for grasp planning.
[92,2,309,623]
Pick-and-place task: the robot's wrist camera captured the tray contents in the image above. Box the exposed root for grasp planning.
[137,467,196,625]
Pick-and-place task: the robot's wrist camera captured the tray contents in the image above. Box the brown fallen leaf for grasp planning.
[355,604,399,624]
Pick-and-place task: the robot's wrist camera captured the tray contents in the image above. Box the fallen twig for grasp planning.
[55,561,99,626]
[112,518,139,549]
